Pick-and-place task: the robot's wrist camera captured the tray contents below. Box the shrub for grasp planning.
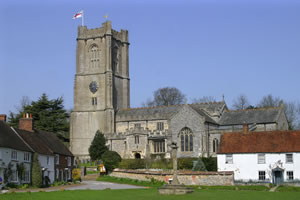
[102,151,122,173]
[201,157,217,171]
[32,153,42,187]
[178,158,197,169]
[72,168,81,181]
[118,159,146,169]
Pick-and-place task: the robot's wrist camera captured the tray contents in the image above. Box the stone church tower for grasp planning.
[70,21,130,159]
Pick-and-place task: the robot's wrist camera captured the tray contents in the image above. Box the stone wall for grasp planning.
[110,169,234,186]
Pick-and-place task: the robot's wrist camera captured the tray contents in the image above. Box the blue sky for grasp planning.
[1,0,300,116]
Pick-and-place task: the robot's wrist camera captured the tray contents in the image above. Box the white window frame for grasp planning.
[67,157,72,167]
[11,150,18,161]
[24,152,30,162]
[286,153,293,163]
[287,171,294,180]
[0,150,2,160]
[225,154,233,164]
[22,170,30,183]
[257,153,265,164]
[258,171,266,181]
[10,170,18,182]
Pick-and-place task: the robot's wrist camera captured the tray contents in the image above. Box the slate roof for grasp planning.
[0,120,32,152]
[116,102,225,123]
[116,104,181,121]
[16,129,54,156]
[15,128,73,157]
[218,107,282,125]
[218,131,300,154]
[35,130,73,157]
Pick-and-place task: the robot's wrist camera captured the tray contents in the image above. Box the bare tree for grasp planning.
[257,94,283,108]
[142,87,186,107]
[257,94,300,130]
[232,94,250,110]
[192,96,216,103]
[15,96,31,112]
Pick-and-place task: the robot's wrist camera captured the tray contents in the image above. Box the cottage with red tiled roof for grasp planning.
[217,128,300,185]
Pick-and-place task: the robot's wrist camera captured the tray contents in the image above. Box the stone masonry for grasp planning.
[70,21,289,161]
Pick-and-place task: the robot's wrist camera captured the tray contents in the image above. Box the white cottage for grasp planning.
[0,119,33,186]
[217,129,300,184]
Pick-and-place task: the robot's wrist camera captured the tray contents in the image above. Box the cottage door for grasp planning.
[273,171,283,185]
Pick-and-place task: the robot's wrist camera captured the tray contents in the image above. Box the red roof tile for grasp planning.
[218,130,300,154]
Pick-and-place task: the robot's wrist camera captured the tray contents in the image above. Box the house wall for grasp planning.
[218,153,300,182]
[0,147,31,184]
[38,154,55,184]
[55,154,74,182]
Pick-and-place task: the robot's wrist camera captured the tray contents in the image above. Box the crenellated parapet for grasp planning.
[77,21,128,44]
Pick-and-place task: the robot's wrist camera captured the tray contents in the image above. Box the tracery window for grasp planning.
[180,127,193,152]
[89,44,100,68]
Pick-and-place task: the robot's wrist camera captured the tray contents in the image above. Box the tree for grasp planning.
[192,96,216,103]
[32,153,42,187]
[143,87,186,107]
[232,94,250,110]
[102,151,122,173]
[8,93,70,140]
[88,130,108,161]
[257,94,283,108]
[256,94,300,130]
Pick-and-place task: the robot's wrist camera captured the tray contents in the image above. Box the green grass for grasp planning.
[277,185,300,192]
[1,188,300,200]
[198,185,269,191]
[97,175,164,188]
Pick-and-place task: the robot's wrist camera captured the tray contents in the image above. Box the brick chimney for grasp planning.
[19,113,34,132]
[243,124,248,134]
[0,114,6,122]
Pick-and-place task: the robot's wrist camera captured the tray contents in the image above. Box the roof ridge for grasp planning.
[226,106,281,112]
[118,104,182,111]
[189,101,224,106]
[222,130,300,135]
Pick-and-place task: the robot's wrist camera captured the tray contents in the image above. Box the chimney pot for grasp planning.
[19,114,34,132]
[0,114,7,122]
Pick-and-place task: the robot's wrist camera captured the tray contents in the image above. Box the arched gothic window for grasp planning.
[180,127,193,152]
[213,138,219,153]
[89,44,100,68]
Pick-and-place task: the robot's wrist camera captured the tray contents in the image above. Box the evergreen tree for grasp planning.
[88,130,108,161]
[8,93,70,140]
[32,153,42,187]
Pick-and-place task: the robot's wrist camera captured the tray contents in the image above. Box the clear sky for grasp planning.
[1,0,300,116]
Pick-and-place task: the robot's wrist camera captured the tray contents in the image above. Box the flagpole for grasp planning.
[82,10,84,26]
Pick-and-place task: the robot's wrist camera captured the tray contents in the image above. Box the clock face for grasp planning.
[89,81,98,94]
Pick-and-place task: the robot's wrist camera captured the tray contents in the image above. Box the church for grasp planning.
[70,21,288,161]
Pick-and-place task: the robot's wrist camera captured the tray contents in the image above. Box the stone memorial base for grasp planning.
[158,184,194,195]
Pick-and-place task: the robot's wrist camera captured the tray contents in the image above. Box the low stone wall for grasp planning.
[110,169,234,186]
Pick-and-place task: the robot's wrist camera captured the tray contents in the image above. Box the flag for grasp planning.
[73,10,83,19]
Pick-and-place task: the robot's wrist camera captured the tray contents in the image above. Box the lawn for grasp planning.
[1,189,300,200]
